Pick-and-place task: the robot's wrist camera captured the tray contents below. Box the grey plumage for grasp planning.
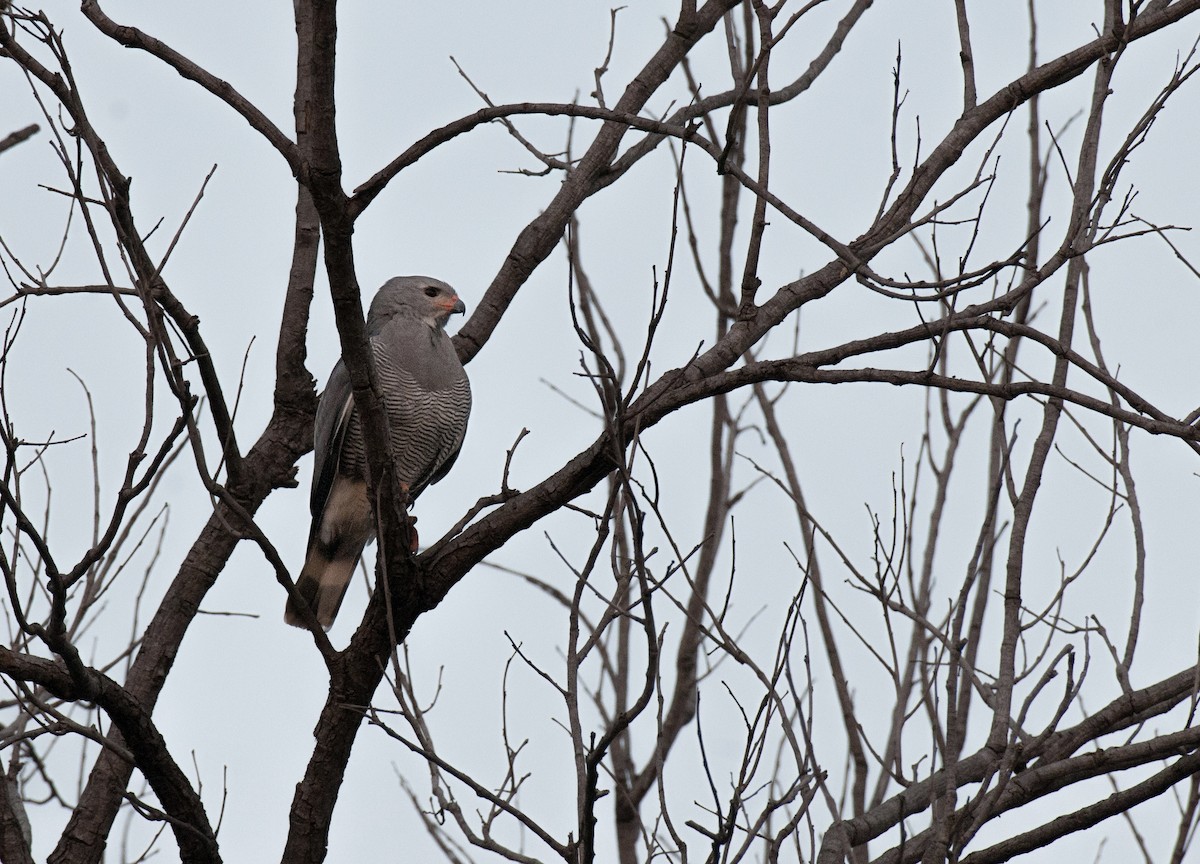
[285,276,471,629]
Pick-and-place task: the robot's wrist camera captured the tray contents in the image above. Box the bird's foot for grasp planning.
[406,515,419,553]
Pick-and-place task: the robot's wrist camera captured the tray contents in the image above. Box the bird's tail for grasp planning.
[284,540,365,629]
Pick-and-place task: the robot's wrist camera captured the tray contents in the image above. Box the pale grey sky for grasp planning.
[2,3,1200,862]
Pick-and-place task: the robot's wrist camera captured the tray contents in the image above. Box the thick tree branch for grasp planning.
[0,648,220,863]
[79,0,299,173]
[0,123,37,155]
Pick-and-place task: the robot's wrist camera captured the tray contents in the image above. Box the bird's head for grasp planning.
[368,275,466,332]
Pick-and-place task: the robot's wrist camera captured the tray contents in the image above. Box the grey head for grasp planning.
[367,276,467,335]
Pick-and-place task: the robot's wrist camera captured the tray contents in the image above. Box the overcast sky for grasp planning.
[3,3,1200,862]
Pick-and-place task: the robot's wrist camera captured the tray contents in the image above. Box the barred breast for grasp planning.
[334,340,471,498]
[376,344,471,495]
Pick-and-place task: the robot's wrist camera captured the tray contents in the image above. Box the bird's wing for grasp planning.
[310,359,356,524]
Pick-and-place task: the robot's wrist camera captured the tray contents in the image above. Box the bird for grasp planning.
[285,276,472,629]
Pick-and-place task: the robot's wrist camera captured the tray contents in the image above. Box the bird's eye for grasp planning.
[424,287,439,298]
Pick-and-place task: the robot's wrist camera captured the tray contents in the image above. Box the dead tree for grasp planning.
[1,2,1200,862]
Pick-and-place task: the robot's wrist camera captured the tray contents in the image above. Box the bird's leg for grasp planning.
[398,481,419,553]
[407,515,419,553]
